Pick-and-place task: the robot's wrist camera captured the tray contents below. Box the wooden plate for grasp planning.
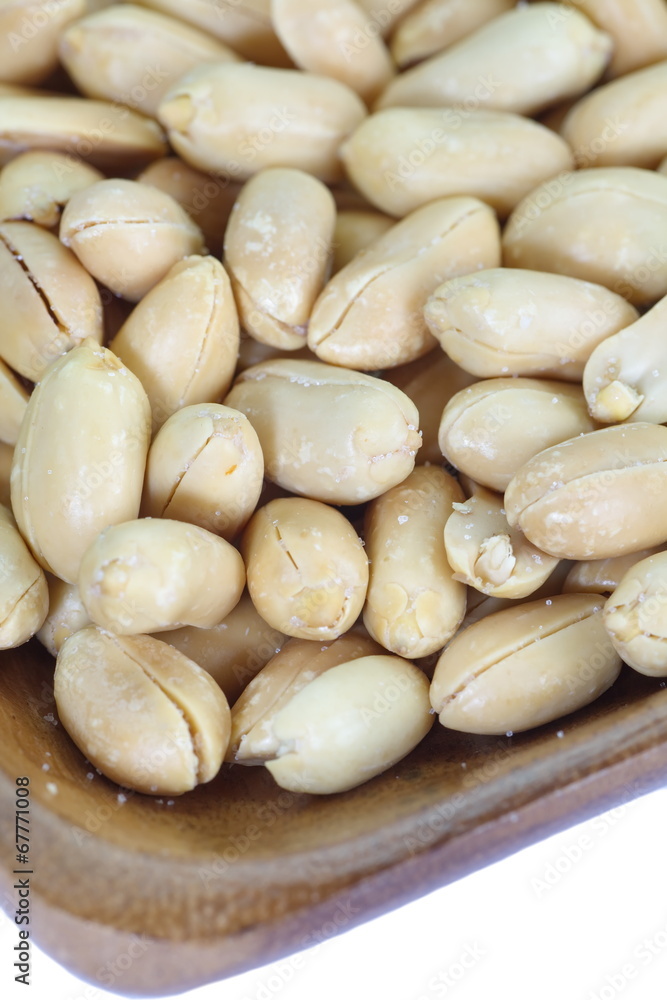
[1,640,667,996]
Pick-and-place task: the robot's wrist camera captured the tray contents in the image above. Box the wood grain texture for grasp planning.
[1,640,666,996]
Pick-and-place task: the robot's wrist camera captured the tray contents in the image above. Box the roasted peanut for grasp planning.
[138,157,241,256]
[0,0,85,85]
[230,635,432,793]
[223,168,335,350]
[134,0,290,65]
[242,497,368,640]
[439,378,595,493]
[158,63,366,184]
[560,0,667,79]
[37,576,90,657]
[79,518,245,635]
[225,359,421,504]
[363,466,466,658]
[603,552,667,675]
[505,423,667,560]
[55,626,231,795]
[0,220,103,381]
[424,268,638,381]
[503,167,667,307]
[142,403,264,541]
[385,349,475,465]
[563,547,666,595]
[332,209,393,273]
[0,151,103,228]
[272,0,394,104]
[583,292,667,424]
[444,487,560,599]
[12,340,151,584]
[376,3,611,116]
[60,4,239,116]
[159,591,286,705]
[0,504,48,649]
[0,95,166,169]
[561,62,667,169]
[390,0,515,68]
[110,256,239,431]
[60,179,205,302]
[308,196,501,370]
[0,360,28,447]
[431,594,622,735]
[342,108,573,218]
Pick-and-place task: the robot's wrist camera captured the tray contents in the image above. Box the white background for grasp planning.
[2,789,666,1000]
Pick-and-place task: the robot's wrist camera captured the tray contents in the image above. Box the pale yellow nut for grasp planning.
[0,221,102,381]
[503,167,667,308]
[0,150,103,228]
[560,0,667,79]
[231,637,432,793]
[133,0,290,65]
[342,108,573,219]
[504,423,667,560]
[11,339,151,584]
[36,575,90,658]
[159,591,286,706]
[138,157,242,256]
[110,256,239,431]
[0,96,166,170]
[272,0,394,105]
[0,0,85,85]
[242,497,368,641]
[562,61,667,170]
[225,359,421,504]
[308,196,501,371]
[563,547,667,596]
[60,178,204,302]
[384,348,476,465]
[363,466,466,658]
[263,655,433,794]
[583,292,667,424]
[431,594,622,735]
[444,487,560,600]
[0,503,48,649]
[157,62,366,184]
[391,0,515,68]
[0,359,28,447]
[376,2,611,115]
[142,403,264,541]
[424,268,638,381]
[60,4,239,117]
[55,626,231,795]
[79,518,245,635]
[332,209,393,273]
[223,168,336,350]
[439,378,595,493]
[604,552,667,675]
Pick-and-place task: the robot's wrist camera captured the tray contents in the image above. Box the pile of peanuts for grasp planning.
[2,0,667,799]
